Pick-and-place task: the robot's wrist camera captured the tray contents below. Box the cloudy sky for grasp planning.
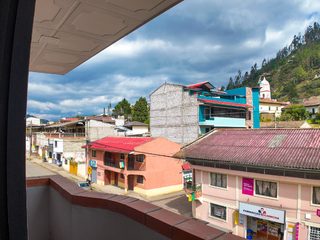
[27,0,320,121]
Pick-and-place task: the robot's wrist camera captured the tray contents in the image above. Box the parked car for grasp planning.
[75,181,91,190]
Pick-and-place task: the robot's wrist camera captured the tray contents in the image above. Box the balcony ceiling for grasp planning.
[30,0,183,75]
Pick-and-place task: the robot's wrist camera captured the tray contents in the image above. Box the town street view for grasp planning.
[2,0,320,240]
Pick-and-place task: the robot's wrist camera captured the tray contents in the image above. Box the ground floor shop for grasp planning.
[239,202,285,240]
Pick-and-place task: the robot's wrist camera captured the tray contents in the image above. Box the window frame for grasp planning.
[204,108,210,120]
[91,150,97,158]
[120,153,125,160]
[311,186,320,206]
[254,179,278,199]
[210,106,246,119]
[136,175,144,185]
[209,203,227,221]
[135,154,144,163]
[209,172,228,189]
[120,174,124,179]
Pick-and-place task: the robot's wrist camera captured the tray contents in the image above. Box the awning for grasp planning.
[198,99,254,108]
[182,163,191,170]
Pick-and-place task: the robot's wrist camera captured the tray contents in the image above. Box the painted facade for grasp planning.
[150,82,260,145]
[178,129,320,240]
[85,137,183,197]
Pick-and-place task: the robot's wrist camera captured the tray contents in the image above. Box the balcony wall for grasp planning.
[26,176,244,240]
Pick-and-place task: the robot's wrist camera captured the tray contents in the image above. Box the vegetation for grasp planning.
[225,22,320,104]
[280,105,309,121]
[113,98,132,119]
[132,97,148,122]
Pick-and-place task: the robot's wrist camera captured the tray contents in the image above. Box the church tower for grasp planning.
[259,77,271,99]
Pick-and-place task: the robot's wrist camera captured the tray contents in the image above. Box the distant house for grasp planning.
[150,81,259,145]
[260,120,311,129]
[26,116,41,126]
[123,121,149,136]
[259,98,289,120]
[314,73,320,79]
[84,137,183,197]
[303,100,320,118]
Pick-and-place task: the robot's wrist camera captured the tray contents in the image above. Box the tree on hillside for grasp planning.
[132,97,148,122]
[113,98,131,119]
[294,66,308,84]
[281,105,309,121]
[283,81,298,102]
[226,77,234,90]
[234,70,242,88]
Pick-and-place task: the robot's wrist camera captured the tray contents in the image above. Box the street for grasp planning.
[26,160,56,177]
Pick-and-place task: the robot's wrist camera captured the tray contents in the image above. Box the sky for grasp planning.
[27,0,320,121]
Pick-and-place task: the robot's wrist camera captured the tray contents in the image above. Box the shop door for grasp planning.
[91,167,97,183]
[104,170,110,185]
[104,152,111,165]
[69,161,78,175]
[128,175,134,190]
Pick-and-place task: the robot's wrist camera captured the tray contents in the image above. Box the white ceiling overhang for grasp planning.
[29,0,183,75]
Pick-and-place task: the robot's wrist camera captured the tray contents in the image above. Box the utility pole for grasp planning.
[85,116,90,181]
[29,120,32,159]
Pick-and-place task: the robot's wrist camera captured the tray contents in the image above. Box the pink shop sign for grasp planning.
[317,209,320,217]
[242,178,254,195]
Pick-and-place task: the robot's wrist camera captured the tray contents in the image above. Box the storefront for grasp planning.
[239,202,285,240]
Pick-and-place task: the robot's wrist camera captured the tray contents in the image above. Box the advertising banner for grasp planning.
[239,202,285,224]
[242,178,254,195]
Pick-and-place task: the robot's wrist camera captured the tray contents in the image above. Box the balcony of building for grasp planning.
[44,132,86,139]
[27,175,242,240]
[183,179,203,203]
[103,155,146,172]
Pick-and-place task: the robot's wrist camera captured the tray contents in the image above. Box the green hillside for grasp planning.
[226,22,320,104]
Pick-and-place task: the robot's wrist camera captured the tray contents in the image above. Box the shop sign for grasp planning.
[242,178,254,195]
[239,202,285,224]
[296,223,299,240]
[317,209,320,217]
[89,160,97,167]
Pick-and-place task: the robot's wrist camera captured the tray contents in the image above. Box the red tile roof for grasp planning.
[198,99,254,108]
[188,81,215,90]
[178,129,320,170]
[260,121,311,129]
[303,100,320,107]
[83,137,154,153]
[259,98,288,105]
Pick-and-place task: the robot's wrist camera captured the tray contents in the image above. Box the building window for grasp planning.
[120,174,124,179]
[55,141,57,147]
[210,173,227,188]
[205,108,210,120]
[120,154,125,160]
[210,203,226,220]
[255,180,277,198]
[263,94,265,98]
[310,227,320,239]
[205,128,210,133]
[136,175,144,184]
[210,106,246,119]
[269,106,271,110]
[91,150,96,158]
[136,155,144,163]
[312,187,320,204]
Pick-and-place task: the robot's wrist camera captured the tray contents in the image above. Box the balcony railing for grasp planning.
[45,133,85,138]
[104,158,120,169]
[183,179,203,201]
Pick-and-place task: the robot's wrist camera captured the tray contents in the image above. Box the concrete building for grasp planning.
[259,98,288,120]
[150,81,259,145]
[259,77,271,99]
[303,100,320,118]
[176,128,320,240]
[84,137,183,197]
[26,116,41,126]
[123,121,149,136]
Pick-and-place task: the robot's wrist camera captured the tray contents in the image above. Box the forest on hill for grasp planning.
[225,22,320,104]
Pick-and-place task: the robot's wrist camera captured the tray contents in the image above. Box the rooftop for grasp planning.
[176,129,320,170]
[84,137,154,153]
[303,100,320,107]
[198,99,254,108]
[260,121,311,129]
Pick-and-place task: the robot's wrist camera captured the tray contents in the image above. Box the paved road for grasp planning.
[26,160,56,177]
[151,195,192,218]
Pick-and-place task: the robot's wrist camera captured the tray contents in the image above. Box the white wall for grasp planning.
[26,117,40,125]
[87,119,115,141]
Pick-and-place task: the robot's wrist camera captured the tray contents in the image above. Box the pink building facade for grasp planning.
[84,137,183,197]
[177,129,320,240]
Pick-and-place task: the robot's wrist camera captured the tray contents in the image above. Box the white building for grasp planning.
[259,77,271,99]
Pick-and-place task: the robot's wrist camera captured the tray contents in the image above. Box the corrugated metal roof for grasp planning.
[83,137,154,153]
[198,99,254,108]
[179,129,320,170]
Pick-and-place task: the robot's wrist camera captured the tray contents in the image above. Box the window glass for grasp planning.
[120,154,125,160]
[313,187,320,204]
[136,155,144,163]
[255,180,277,198]
[210,173,227,188]
[210,203,226,220]
[210,107,246,119]
[137,175,143,184]
[120,174,124,179]
[91,150,96,158]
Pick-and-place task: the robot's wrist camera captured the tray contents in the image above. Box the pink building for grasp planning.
[84,137,183,197]
[176,129,320,240]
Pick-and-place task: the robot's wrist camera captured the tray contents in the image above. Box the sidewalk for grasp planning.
[29,157,185,203]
